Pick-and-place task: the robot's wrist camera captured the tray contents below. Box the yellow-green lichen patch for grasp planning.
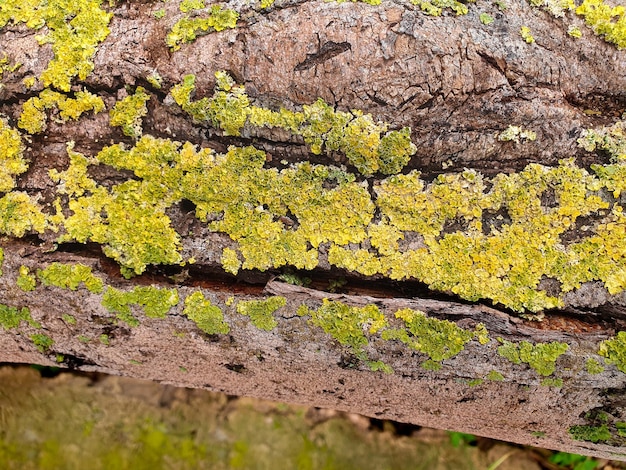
[381,308,481,364]
[18,88,105,135]
[498,125,537,143]
[182,291,229,334]
[16,265,36,292]
[497,339,568,376]
[528,0,575,17]
[576,0,626,49]
[51,140,184,276]
[410,0,469,16]
[520,26,535,43]
[166,5,239,51]
[109,87,150,138]
[599,331,626,373]
[486,370,505,381]
[101,286,179,326]
[579,120,626,162]
[0,0,112,91]
[0,303,40,330]
[30,333,53,353]
[298,300,391,372]
[236,296,286,331]
[585,357,605,374]
[0,119,28,193]
[171,72,416,176]
[0,191,46,237]
[36,262,103,293]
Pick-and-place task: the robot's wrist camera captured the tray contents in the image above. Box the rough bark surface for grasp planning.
[1,0,626,461]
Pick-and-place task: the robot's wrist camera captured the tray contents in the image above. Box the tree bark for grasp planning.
[1,0,626,460]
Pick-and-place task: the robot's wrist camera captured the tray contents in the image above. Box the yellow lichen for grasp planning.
[109,87,150,138]
[18,88,104,134]
[0,119,28,193]
[0,0,112,91]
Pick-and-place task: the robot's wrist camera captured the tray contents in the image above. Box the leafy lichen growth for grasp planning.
[520,26,536,43]
[182,291,230,334]
[166,5,239,51]
[0,191,47,237]
[18,88,105,134]
[497,339,568,376]
[298,300,390,372]
[0,0,112,91]
[101,286,179,326]
[37,262,104,293]
[486,370,505,381]
[585,357,605,374]
[381,308,480,363]
[109,87,150,138]
[0,303,40,330]
[16,265,36,292]
[0,119,28,193]
[479,12,494,24]
[236,296,286,331]
[30,333,54,353]
[576,0,626,49]
[411,0,469,16]
[171,72,416,176]
[598,331,626,373]
[498,125,537,143]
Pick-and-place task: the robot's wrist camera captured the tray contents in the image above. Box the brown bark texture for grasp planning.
[1,0,626,461]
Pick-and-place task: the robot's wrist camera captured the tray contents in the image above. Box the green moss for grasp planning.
[298,300,389,372]
[0,303,40,329]
[166,5,239,51]
[30,333,54,353]
[0,0,112,91]
[99,334,110,345]
[109,87,150,138]
[576,0,626,49]
[182,291,229,334]
[236,296,286,331]
[569,424,612,443]
[37,262,104,293]
[16,265,36,292]
[599,331,626,373]
[585,357,605,374]
[0,119,28,193]
[101,286,179,326]
[497,339,568,376]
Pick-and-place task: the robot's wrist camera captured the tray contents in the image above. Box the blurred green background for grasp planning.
[0,364,618,470]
